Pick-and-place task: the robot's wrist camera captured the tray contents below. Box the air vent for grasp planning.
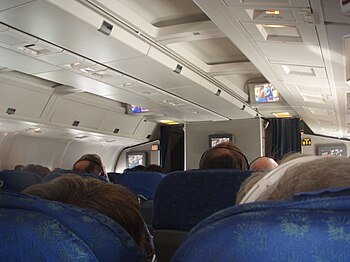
[146,134,152,139]
[72,120,80,127]
[174,64,183,74]
[98,20,113,36]
[113,128,120,134]
[6,108,16,115]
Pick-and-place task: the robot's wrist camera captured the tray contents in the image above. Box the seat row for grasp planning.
[1,169,350,261]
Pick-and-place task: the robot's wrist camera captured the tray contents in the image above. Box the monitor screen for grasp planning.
[209,134,233,148]
[131,105,149,113]
[254,83,280,103]
[317,144,347,157]
[126,152,147,168]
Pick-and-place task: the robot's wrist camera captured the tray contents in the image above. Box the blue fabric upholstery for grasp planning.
[153,169,252,231]
[0,190,145,262]
[0,170,42,191]
[116,172,164,200]
[108,172,123,183]
[172,191,350,262]
[42,169,108,183]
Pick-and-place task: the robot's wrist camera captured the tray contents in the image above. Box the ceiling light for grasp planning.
[159,120,179,125]
[262,24,288,28]
[272,112,292,118]
[265,10,280,15]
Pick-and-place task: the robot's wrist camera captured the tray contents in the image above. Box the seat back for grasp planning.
[0,170,42,191]
[153,169,252,261]
[42,169,108,183]
[0,190,144,262]
[172,188,350,262]
[117,171,164,200]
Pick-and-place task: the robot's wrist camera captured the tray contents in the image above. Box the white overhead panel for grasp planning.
[97,111,142,136]
[107,46,201,90]
[0,0,35,12]
[88,0,217,39]
[49,98,107,130]
[223,0,310,8]
[0,73,53,120]
[322,0,350,24]
[0,0,150,64]
[35,69,130,97]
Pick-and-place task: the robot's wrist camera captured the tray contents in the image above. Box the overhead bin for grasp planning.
[49,98,107,129]
[0,74,53,120]
[97,111,142,136]
[0,0,257,121]
[0,0,150,64]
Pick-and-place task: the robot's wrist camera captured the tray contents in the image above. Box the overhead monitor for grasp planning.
[126,152,147,168]
[248,82,285,106]
[208,134,233,148]
[126,104,150,114]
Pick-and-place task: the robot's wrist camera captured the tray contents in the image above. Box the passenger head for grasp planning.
[258,157,350,201]
[73,154,106,177]
[279,152,309,164]
[250,157,278,172]
[144,164,166,173]
[23,175,147,250]
[235,171,267,204]
[14,165,24,171]
[199,143,249,170]
[23,164,50,178]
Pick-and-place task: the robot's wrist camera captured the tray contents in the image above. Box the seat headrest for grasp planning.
[153,169,252,231]
[0,170,42,191]
[116,171,164,200]
[0,190,144,261]
[42,170,108,183]
[172,191,350,262]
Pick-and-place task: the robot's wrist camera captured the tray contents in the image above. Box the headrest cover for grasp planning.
[240,156,321,204]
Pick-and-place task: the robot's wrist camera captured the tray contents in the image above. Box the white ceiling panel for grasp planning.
[242,22,319,45]
[223,0,310,8]
[257,42,324,67]
[228,6,308,23]
[272,64,327,78]
[0,0,35,12]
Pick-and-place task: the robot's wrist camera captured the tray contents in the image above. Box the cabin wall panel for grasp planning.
[3,135,68,170]
[185,119,262,170]
[301,134,350,157]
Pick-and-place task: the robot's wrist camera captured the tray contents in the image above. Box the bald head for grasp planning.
[250,157,278,172]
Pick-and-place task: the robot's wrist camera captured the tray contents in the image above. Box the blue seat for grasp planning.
[0,190,144,262]
[108,172,123,183]
[42,169,108,183]
[172,188,350,262]
[0,170,42,191]
[152,169,252,261]
[116,171,164,200]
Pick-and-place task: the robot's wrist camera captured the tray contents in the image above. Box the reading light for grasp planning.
[265,10,280,15]
[272,112,292,118]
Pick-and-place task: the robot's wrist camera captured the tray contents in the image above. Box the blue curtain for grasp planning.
[269,118,301,160]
